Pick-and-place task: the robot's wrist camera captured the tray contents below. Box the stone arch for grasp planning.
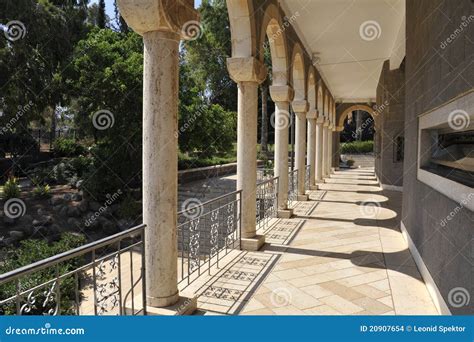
[307,67,316,110]
[324,91,329,119]
[290,43,306,100]
[317,83,324,114]
[337,104,378,128]
[258,4,289,85]
[226,0,256,57]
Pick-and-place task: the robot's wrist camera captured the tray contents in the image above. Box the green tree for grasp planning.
[67,28,143,199]
[97,0,106,28]
[183,0,236,112]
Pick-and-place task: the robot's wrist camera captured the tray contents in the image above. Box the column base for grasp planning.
[297,194,309,201]
[309,185,319,190]
[241,234,265,251]
[277,209,293,219]
[137,296,197,316]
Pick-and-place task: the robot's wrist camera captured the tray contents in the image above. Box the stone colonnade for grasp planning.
[117,0,339,313]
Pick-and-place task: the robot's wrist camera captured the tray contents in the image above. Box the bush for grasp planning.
[33,184,51,199]
[0,233,86,315]
[2,177,20,199]
[340,140,374,154]
[0,133,39,158]
[52,138,87,157]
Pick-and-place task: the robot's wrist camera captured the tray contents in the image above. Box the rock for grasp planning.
[98,217,118,235]
[50,197,64,206]
[32,219,42,227]
[50,224,63,234]
[3,216,16,225]
[53,205,63,212]
[89,201,101,212]
[37,208,44,216]
[59,206,69,217]
[71,193,82,202]
[63,193,72,201]
[43,215,54,225]
[76,180,84,189]
[67,218,82,229]
[17,224,34,236]
[78,200,89,213]
[67,206,81,218]
[32,225,47,237]
[2,237,16,246]
[9,231,24,240]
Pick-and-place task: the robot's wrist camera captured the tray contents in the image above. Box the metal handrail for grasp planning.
[177,190,242,216]
[0,224,146,285]
[0,225,146,316]
[256,176,279,233]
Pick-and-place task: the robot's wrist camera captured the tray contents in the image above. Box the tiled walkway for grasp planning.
[190,168,439,315]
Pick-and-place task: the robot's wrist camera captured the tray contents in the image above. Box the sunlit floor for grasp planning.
[189,168,439,315]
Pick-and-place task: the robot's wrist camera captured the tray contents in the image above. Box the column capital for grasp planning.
[323,120,330,127]
[270,85,294,103]
[316,116,325,125]
[336,125,344,132]
[292,100,309,113]
[306,109,318,120]
[227,57,267,84]
[117,0,199,37]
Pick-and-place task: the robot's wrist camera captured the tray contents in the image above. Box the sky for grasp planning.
[93,0,202,21]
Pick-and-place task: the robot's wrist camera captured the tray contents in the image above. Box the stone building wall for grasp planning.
[403,0,473,314]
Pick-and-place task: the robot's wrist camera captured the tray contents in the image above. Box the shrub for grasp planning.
[340,140,374,154]
[0,233,86,315]
[347,159,355,167]
[0,133,39,158]
[52,138,87,157]
[33,184,51,199]
[118,194,142,220]
[3,177,20,199]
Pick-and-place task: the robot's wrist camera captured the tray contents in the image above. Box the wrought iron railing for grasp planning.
[177,190,241,286]
[0,225,146,316]
[256,176,279,233]
[305,164,311,191]
[288,169,298,208]
[257,167,274,182]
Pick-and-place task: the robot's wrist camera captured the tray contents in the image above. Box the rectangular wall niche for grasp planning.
[418,91,474,212]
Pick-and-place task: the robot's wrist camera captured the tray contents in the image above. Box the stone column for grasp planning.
[327,125,333,174]
[293,100,309,200]
[315,117,324,183]
[334,129,342,171]
[117,0,198,315]
[270,85,294,218]
[227,57,267,251]
[322,120,329,178]
[307,110,318,189]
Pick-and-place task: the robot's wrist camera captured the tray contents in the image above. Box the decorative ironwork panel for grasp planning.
[288,169,298,208]
[256,177,279,233]
[0,225,147,316]
[177,191,242,286]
